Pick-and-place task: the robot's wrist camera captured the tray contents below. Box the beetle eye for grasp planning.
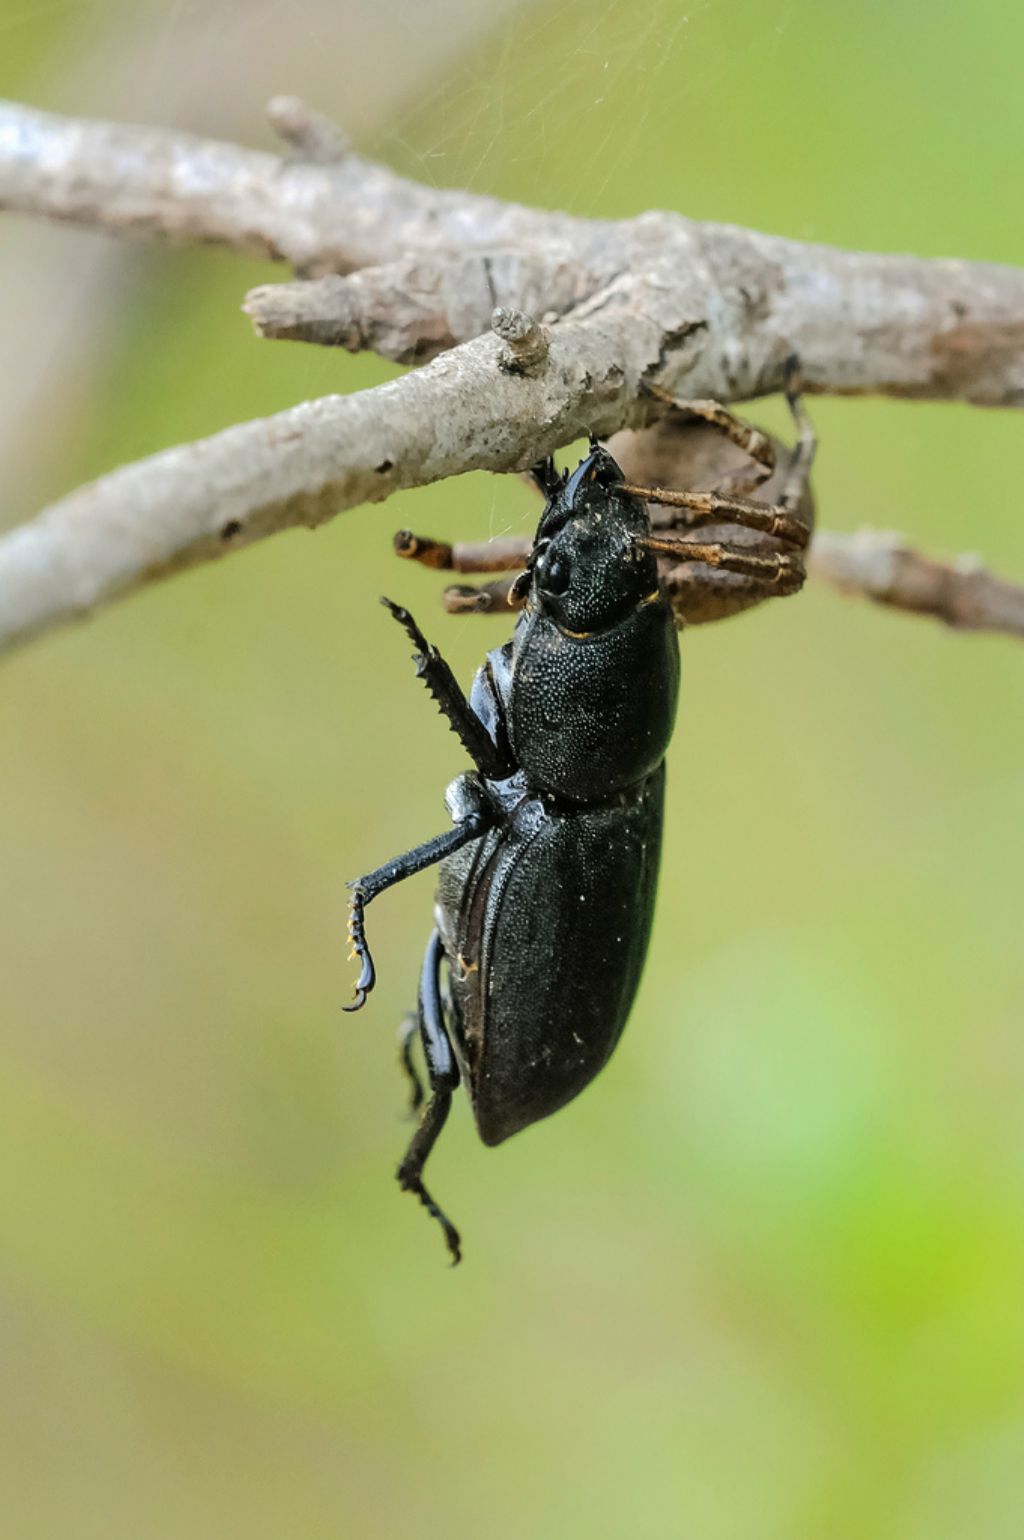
[538,550,571,596]
[591,458,622,489]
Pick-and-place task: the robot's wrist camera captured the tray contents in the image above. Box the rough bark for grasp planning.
[0,95,1022,656]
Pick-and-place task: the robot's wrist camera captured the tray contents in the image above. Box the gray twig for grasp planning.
[809,530,1024,639]
[265,94,350,164]
[491,307,550,374]
[0,321,645,656]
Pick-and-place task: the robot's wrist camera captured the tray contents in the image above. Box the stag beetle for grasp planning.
[345,375,815,1262]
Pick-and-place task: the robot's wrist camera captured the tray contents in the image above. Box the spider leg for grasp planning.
[640,535,805,597]
[392,532,530,615]
[778,362,817,513]
[393,531,527,573]
[627,367,817,580]
[624,485,810,550]
[440,577,523,614]
[642,382,776,492]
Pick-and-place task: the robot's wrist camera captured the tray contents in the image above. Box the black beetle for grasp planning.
[345,381,814,1262]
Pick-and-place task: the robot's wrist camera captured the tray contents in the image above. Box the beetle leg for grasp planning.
[397,1011,425,1114]
[397,929,462,1263]
[379,597,514,780]
[344,804,495,1011]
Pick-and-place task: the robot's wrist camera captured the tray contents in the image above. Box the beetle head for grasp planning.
[515,445,658,633]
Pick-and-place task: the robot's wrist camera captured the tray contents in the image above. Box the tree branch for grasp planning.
[0,316,648,656]
[0,96,569,275]
[808,530,1024,639]
[265,94,350,165]
[1,95,1023,658]
[3,97,1023,404]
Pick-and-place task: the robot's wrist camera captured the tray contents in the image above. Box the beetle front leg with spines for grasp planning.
[380,597,514,780]
[343,602,508,1009]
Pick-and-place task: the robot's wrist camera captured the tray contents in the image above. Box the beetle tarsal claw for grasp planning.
[398,1164,462,1264]
[342,890,376,1013]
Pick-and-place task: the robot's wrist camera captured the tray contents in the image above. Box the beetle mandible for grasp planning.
[344,374,815,1262]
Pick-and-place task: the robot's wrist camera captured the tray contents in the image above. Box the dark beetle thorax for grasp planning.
[505,594,680,802]
[487,444,681,802]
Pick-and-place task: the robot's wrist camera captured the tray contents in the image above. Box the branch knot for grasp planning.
[491,307,550,375]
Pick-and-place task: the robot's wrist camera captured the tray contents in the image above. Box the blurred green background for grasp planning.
[2,1,1024,1536]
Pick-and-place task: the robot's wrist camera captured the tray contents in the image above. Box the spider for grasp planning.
[393,367,816,626]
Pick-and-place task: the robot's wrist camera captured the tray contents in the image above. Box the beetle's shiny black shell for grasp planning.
[436,764,665,1145]
[506,598,679,801]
